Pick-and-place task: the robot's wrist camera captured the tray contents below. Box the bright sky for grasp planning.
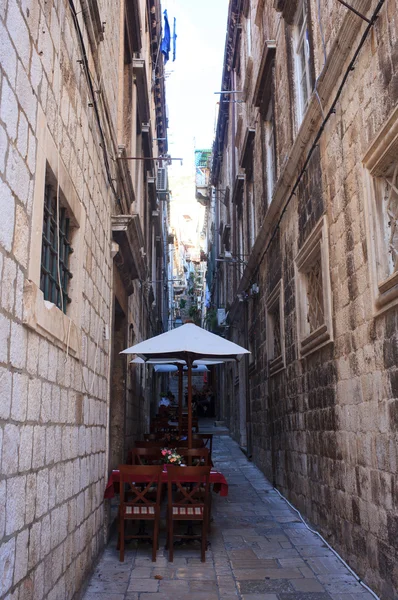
[162,0,229,177]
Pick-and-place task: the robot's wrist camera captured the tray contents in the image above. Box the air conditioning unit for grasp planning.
[217,308,226,326]
[156,167,167,191]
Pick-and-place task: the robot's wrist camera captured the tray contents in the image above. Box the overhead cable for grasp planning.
[68,0,120,204]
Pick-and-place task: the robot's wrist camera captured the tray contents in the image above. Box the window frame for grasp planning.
[295,216,333,357]
[266,279,285,375]
[23,107,85,357]
[40,177,74,314]
[265,102,277,204]
[293,0,313,126]
[363,104,398,315]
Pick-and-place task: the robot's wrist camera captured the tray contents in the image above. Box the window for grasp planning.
[248,186,256,249]
[293,0,313,125]
[379,166,398,278]
[247,15,252,57]
[81,0,104,49]
[295,216,333,357]
[265,103,277,204]
[23,107,85,357]
[363,106,398,313]
[266,279,285,375]
[40,181,74,314]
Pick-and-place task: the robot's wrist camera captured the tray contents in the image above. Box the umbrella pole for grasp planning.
[178,364,183,436]
[187,358,193,449]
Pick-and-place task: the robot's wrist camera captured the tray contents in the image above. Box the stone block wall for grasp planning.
[213,0,398,597]
[0,0,120,598]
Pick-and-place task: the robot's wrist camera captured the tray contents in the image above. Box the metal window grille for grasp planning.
[306,257,324,332]
[40,184,73,313]
[383,164,398,275]
[271,305,282,358]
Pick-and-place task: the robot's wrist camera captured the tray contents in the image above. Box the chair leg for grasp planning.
[208,492,212,533]
[201,517,206,562]
[165,511,169,550]
[116,508,120,550]
[152,517,159,562]
[168,512,174,562]
[119,518,125,562]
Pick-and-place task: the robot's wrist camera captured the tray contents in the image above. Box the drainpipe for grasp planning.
[243,303,252,456]
[231,70,237,294]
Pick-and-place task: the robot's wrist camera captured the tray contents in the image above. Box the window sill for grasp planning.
[374,276,398,316]
[23,280,80,357]
[300,324,332,357]
[269,355,285,376]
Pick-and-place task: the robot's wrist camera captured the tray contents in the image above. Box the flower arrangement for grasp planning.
[161,448,183,465]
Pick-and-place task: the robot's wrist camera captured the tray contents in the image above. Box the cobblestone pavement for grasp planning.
[82,434,376,600]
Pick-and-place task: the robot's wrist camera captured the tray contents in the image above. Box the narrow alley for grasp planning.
[1,0,397,598]
[82,429,374,600]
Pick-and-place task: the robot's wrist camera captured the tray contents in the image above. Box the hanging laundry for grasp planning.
[161,10,170,64]
[173,17,177,62]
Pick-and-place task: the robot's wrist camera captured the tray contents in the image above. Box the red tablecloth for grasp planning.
[104,468,228,499]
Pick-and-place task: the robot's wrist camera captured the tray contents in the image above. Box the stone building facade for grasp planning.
[210,0,398,597]
[0,0,170,597]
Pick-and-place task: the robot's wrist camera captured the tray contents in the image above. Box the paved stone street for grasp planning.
[82,434,376,600]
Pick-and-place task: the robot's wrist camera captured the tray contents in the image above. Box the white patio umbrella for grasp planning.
[122,323,250,447]
[153,364,208,373]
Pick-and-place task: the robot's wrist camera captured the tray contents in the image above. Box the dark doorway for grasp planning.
[109,299,127,470]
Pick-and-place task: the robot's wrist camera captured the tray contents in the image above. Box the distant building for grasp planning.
[210,1,398,598]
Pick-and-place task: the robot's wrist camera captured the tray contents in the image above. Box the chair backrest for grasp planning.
[119,465,163,515]
[150,418,170,433]
[135,440,165,448]
[166,465,211,512]
[131,447,163,465]
[176,439,204,449]
[181,417,199,425]
[176,447,210,466]
[192,434,213,456]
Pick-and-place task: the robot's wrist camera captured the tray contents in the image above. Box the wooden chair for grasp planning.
[118,465,163,562]
[176,447,210,466]
[134,440,165,448]
[131,447,163,465]
[175,448,213,529]
[181,417,199,433]
[193,434,213,458]
[176,439,204,449]
[143,433,158,440]
[166,466,211,562]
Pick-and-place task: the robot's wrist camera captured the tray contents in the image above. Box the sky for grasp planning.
[162,0,229,177]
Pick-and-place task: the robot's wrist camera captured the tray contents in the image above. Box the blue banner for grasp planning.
[161,10,170,64]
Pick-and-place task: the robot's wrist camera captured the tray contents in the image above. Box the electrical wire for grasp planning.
[272,487,380,599]
[68,0,120,205]
[56,2,64,317]
[54,0,72,362]
[314,0,327,118]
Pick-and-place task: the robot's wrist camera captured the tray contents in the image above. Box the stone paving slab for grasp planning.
[81,433,377,600]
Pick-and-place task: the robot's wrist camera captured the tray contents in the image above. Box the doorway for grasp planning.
[109,298,127,470]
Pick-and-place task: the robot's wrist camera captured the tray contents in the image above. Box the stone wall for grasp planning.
[212,0,398,597]
[0,0,162,598]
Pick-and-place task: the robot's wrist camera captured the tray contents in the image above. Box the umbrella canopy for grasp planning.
[122,323,250,447]
[122,323,250,361]
[130,357,225,367]
[153,364,208,373]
